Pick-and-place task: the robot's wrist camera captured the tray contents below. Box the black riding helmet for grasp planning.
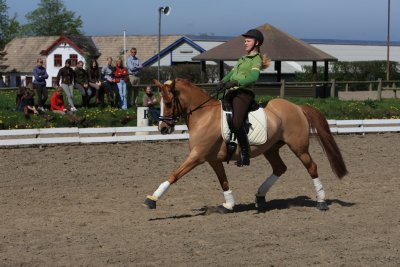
[242,29,264,46]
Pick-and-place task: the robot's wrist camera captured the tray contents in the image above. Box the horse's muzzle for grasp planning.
[159,125,175,135]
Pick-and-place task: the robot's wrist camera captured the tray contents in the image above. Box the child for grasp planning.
[18,86,38,117]
[50,87,67,114]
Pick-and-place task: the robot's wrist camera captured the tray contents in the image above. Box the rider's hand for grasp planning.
[218,80,226,92]
[224,80,238,89]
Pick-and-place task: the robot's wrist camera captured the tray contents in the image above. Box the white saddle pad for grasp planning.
[221,105,268,145]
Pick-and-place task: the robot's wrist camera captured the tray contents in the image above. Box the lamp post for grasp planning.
[123,29,127,66]
[386,0,391,81]
[158,6,171,81]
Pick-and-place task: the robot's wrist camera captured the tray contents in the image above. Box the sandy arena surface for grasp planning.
[0,133,399,266]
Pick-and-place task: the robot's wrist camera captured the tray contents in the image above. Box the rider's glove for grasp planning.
[224,80,238,89]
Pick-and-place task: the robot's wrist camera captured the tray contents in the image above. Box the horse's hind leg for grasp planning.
[255,142,286,208]
[295,148,329,211]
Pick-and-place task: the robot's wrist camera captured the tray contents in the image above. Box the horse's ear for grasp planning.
[154,79,163,89]
[164,79,175,90]
[155,79,175,103]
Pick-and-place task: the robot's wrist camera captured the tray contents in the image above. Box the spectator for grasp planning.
[50,87,67,114]
[88,58,103,106]
[16,86,26,109]
[18,84,38,117]
[101,57,118,107]
[74,60,92,108]
[0,76,5,87]
[57,59,77,112]
[142,86,160,124]
[127,47,143,107]
[114,57,129,110]
[32,58,49,112]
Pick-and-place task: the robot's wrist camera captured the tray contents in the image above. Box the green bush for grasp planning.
[295,61,400,90]
[0,89,138,129]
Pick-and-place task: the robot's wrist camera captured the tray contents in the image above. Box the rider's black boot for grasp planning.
[235,126,250,167]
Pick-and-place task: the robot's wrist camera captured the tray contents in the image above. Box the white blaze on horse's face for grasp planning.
[154,79,176,135]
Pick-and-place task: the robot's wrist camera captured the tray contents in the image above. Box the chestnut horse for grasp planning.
[144,78,348,213]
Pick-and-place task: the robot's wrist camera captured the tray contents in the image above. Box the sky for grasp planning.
[5,0,400,42]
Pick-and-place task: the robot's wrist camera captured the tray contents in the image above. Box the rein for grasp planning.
[159,87,221,125]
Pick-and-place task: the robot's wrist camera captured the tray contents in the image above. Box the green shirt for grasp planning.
[222,52,262,88]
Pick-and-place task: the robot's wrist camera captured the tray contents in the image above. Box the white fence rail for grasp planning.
[0,120,399,147]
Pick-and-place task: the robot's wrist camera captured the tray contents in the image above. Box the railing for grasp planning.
[0,119,399,147]
[1,80,399,99]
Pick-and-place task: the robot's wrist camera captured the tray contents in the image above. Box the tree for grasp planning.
[0,0,21,49]
[23,0,83,36]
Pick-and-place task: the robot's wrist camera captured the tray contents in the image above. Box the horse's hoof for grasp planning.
[255,196,267,210]
[217,205,234,214]
[316,201,329,211]
[143,197,157,209]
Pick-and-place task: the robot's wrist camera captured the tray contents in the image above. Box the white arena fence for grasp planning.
[0,119,399,147]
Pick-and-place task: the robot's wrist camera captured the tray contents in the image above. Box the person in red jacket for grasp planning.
[50,87,67,114]
[114,57,129,110]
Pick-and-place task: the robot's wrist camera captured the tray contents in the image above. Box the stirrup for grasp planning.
[225,141,237,163]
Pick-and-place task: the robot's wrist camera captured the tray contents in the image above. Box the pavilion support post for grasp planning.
[312,61,317,97]
[324,60,331,97]
[219,61,224,81]
[200,61,206,83]
[312,61,317,81]
[324,60,329,81]
[275,61,282,82]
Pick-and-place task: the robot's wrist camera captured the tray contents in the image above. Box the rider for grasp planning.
[219,28,269,167]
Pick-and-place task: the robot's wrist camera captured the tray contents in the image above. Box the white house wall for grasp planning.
[46,44,86,87]
[171,43,202,62]
[148,43,204,67]
[194,41,224,51]
[148,53,171,67]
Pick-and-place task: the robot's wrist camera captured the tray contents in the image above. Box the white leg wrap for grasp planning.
[312,177,326,202]
[222,190,235,210]
[256,174,279,197]
[153,181,171,200]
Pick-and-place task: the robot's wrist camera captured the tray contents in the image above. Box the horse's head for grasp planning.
[154,79,182,135]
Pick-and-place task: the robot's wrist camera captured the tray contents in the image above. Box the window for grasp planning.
[25,76,33,86]
[54,54,62,67]
[16,76,21,87]
[70,54,78,67]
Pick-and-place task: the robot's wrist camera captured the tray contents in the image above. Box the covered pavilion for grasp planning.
[192,24,337,82]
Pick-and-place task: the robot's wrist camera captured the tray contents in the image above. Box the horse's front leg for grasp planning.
[144,153,204,209]
[208,161,235,213]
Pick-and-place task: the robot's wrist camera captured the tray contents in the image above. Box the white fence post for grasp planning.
[136,107,149,135]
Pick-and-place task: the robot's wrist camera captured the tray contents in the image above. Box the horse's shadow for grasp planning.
[147,196,355,221]
[235,195,355,213]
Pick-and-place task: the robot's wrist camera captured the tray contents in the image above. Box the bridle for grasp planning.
[158,87,184,127]
[158,86,221,127]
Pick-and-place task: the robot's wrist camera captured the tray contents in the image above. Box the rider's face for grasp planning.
[244,38,256,53]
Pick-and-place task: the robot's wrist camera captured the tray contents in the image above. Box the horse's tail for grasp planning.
[301,105,348,179]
